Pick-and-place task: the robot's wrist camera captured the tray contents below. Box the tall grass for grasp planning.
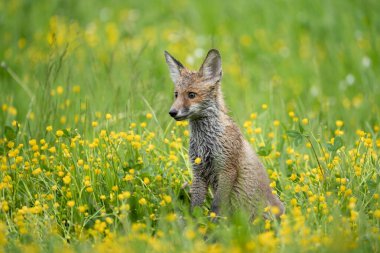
[0,0,379,252]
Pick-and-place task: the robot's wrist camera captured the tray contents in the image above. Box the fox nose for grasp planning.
[169,109,178,118]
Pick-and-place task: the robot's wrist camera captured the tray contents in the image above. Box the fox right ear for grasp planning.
[199,49,222,83]
[164,51,184,84]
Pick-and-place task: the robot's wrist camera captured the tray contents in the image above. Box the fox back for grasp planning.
[164,49,284,218]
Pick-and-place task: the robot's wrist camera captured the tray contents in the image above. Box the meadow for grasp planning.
[0,0,379,252]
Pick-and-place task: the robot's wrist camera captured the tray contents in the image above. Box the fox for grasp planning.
[164,49,284,219]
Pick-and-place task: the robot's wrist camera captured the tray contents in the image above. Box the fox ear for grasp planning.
[199,49,222,82]
[164,51,184,84]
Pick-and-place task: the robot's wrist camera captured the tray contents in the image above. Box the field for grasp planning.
[0,0,380,252]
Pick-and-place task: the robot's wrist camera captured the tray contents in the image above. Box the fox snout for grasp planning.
[168,109,178,118]
[168,105,189,121]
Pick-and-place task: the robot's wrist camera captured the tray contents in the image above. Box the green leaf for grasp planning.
[257,146,272,157]
[192,206,203,218]
[334,136,343,150]
[4,126,16,140]
[294,135,304,146]
[286,130,301,138]
[62,129,70,137]
[61,129,77,138]
[298,122,305,134]
[326,143,335,152]
[327,137,344,152]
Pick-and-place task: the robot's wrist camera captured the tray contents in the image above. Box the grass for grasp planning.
[0,0,379,252]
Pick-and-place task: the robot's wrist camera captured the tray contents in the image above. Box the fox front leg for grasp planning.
[210,169,237,215]
[190,176,208,211]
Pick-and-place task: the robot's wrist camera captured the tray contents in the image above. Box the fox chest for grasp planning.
[189,134,225,187]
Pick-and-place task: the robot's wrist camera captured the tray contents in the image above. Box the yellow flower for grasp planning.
[32,168,42,175]
[48,147,56,153]
[9,107,17,116]
[261,104,268,110]
[194,157,202,165]
[265,220,271,229]
[302,118,309,125]
[67,201,75,207]
[373,210,380,219]
[139,198,147,205]
[18,37,26,48]
[72,85,81,93]
[273,120,280,127]
[46,125,53,132]
[78,205,86,213]
[56,86,64,95]
[143,177,150,184]
[163,195,172,204]
[56,130,64,137]
[243,121,252,128]
[92,121,98,127]
[63,175,71,184]
[350,210,358,221]
[7,141,14,149]
[198,226,207,235]
[185,229,196,240]
[105,22,119,46]
[146,113,153,119]
[258,231,277,247]
[105,217,113,224]
[336,120,344,127]
[209,212,216,218]
[1,201,9,212]
[240,34,252,46]
[123,191,131,199]
[166,213,177,222]
[106,113,112,120]
[100,130,107,137]
[124,174,133,181]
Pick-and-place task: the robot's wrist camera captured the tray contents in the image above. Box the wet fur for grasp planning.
[165,49,284,218]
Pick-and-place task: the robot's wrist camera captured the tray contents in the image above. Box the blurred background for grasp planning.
[0,0,379,136]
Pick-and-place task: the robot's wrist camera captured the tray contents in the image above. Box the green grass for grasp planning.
[0,0,379,252]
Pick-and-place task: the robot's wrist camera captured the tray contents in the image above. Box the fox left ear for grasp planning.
[199,49,222,83]
[164,51,184,84]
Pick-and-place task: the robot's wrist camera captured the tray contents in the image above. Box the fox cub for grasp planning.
[164,49,284,218]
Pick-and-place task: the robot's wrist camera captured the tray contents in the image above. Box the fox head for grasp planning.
[164,49,225,121]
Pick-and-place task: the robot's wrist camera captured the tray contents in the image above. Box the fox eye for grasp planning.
[188,92,196,99]
[174,92,178,98]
